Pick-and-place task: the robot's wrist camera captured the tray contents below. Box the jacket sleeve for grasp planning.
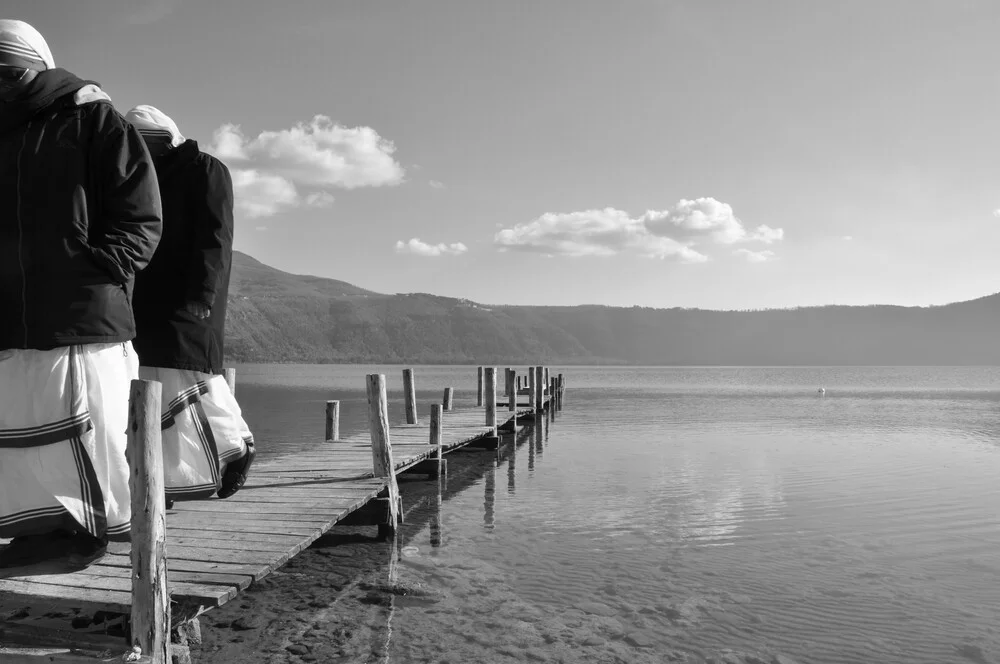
[186,156,234,308]
[89,105,163,284]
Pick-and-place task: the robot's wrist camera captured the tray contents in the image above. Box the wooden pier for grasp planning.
[0,366,565,663]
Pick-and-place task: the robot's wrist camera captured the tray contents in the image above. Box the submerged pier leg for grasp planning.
[127,379,169,664]
[367,374,402,536]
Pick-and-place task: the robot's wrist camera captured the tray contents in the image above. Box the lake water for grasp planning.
[231,365,1000,664]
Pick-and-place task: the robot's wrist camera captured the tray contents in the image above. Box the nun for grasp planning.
[125,105,255,505]
[0,20,162,572]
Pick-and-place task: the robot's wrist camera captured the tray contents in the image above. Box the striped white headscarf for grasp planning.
[0,20,54,70]
[124,105,186,148]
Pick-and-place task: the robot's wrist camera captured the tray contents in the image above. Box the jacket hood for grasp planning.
[153,139,201,179]
[0,68,97,134]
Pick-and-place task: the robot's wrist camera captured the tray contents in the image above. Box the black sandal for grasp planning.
[217,441,255,499]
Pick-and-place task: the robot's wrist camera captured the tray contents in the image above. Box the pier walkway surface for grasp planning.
[0,366,563,663]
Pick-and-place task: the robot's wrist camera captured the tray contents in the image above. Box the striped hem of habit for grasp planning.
[0,41,43,64]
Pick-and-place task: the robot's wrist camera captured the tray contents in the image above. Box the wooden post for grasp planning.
[325,400,340,441]
[443,386,454,411]
[508,370,517,412]
[484,367,497,435]
[367,374,401,534]
[403,368,417,425]
[544,368,549,395]
[127,379,169,664]
[429,402,443,478]
[223,367,236,396]
[535,366,544,411]
[517,375,522,391]
[476,366,484,407]
[503,367,512,398]
[430,403,443,449]
[528,368,536,413]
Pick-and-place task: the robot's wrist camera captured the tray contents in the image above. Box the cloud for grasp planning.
[494,198,781,262]
[842,235,853,241]
[734,248,776,263]
[395,238,468,257]
[429,180,446,190]
[209,115,404,218]
[304,192,335,208]
[993,209,1000,218]
[230,170,298,218]
[643,198,782,244]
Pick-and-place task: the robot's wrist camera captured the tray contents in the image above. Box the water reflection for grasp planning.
[429,474,443,548]
[483,462,496,530]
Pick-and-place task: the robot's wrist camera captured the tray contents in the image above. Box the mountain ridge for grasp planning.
[224,251,1000,365]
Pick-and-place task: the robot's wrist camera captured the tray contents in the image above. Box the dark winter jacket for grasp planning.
[0,69,162,351]
[132,140,234,374]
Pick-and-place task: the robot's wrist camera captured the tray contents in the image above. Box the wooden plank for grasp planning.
[0,646,152,664]
[96,554,269,581]
[57,561,253,591]
[0,572,234,607]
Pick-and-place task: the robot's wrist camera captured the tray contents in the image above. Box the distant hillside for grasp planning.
[224,251,1000,365]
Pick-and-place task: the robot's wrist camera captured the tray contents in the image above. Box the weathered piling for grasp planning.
[528,367,536,413]
[503,367,511,398]
[508,370,517,412]
[403,368,418,425]
[544,367,550,394]
[127,379,169,664]
[325,400,340,441]
[517,375,523,391]
[443,386,454,411]
[366,374,401,534]
[224,367,236,396]
[485,367,497,436]
[430,403,443,477]
[477,366,484,407]
[535,366,544,411]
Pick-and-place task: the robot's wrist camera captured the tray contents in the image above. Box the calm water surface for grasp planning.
[233,365,1000,664]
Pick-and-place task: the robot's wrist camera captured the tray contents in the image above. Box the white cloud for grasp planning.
[230,170,298,218]
[305,192,335,208]
[429,180,446,190]
[494,198,780,262]
[993,209,1000,218]
[209,116,404,218]
[842,235,853,241]
[734,248,776,263]
[395,238,468,257]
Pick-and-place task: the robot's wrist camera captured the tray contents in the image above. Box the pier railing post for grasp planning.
[485,367,497,436]
[429,403,443,478]
[544,367,549,395]
[477,366,484,407]
[528,367,536,414]
[443,386,454,411]
[224,367,236,396]
[367,374,401,535]
[508,370,517,412]
[126,379,168,664]
[403,368,418,425]
[535,366,544,412]
[325,400,340,441]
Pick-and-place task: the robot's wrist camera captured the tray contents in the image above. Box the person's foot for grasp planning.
[217,441,256,499]
[0,530,107,577]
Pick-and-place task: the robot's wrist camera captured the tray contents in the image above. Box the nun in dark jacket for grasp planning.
[126,105,255,504]
[0,20,162,573]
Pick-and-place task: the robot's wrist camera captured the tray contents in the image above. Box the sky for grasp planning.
[8,0,1000,310]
